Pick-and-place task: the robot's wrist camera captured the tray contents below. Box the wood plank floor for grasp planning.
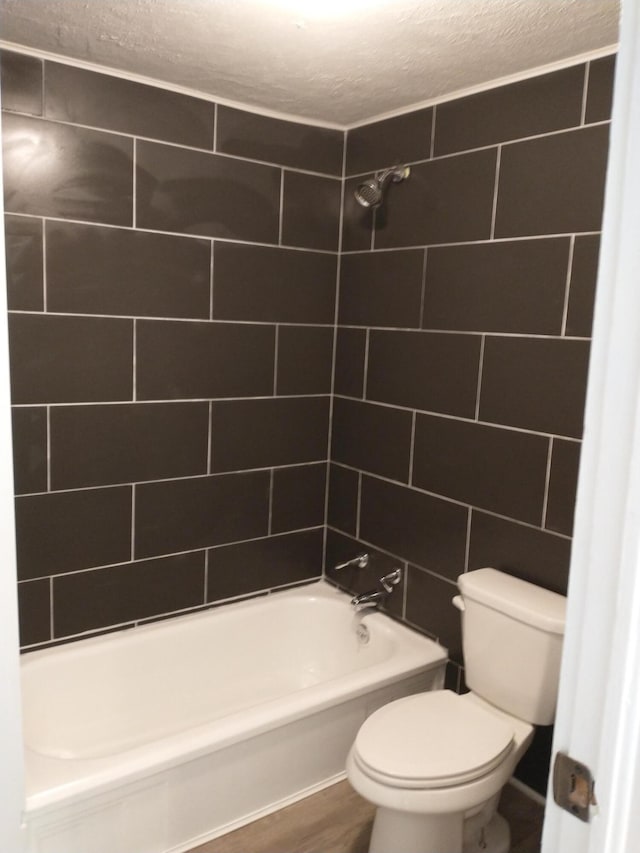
[190,779,544,853]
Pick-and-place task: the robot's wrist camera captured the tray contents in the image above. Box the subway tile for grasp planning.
[331,398,412,482]
[345,108,433,176]
[276,326,333,395]
[45,62,214,149]
[342,175,375,252]
[2,114,133,225]
[434,65,585,156]
[327,463,359,536]
[53,552,205,637]
[46,221,211,319]
[50,402,209,489]
[136,319,274,400]
[412,415,548,524]
[0,51,43,115]
[585,54,616,124]
[423,238,571,334]
[546,439,581,537]
[406,567,461,662]
[211,397,329,472]
[468,510,571,595]
[271,463,327,534]
[134,470,270,558]
[566,235,600,338]
[514,726,555,796]
[18,580,50,646]
[136,139,280,242]
[9,313,133,404]
[339,250,424,327]
[216,106,344,175]
[4,214,43,311]
[15,486,132,579]
[366,331,481,417]
[374,148,497,248]
[479,337,591,438]
[207,529,323,603]
[359,475,468,579]
[334,328,366,398]
[11,406,47,494]
[494,124,610,237]
[213,242,336,324]
[324,529,404,620]
[281,171,341,251]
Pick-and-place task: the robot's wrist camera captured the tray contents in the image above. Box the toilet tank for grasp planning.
[457,568,566,725]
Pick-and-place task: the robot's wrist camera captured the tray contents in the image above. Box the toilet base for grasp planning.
[367,809,510,853]
[463,812,510,853]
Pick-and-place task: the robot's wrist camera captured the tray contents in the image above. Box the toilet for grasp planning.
[347,567,566,853]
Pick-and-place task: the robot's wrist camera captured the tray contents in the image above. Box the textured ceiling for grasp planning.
[0,0,620,126]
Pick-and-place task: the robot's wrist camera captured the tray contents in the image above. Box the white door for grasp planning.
[542,1,640,851]
[0,105,27,852]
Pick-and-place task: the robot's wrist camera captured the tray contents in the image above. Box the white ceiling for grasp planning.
[0,0,620,127]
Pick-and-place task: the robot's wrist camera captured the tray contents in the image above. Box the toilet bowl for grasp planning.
[348,691,533,853]
[346,568,566,853]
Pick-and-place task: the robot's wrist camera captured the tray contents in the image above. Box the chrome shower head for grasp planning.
[354,165,410,208]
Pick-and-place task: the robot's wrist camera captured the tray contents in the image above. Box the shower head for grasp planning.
[354,165,410,208]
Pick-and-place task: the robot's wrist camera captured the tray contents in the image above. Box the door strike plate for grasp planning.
[552,752,597,822]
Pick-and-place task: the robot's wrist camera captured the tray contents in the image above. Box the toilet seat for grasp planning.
[353,690,514,790]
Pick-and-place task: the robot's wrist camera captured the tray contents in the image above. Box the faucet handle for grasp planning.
[334,552,369,571]
[380,568,402,592]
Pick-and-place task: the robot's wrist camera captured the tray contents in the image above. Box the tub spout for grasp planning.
[350,569,402,612]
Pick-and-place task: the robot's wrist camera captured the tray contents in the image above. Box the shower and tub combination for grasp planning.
[21,579,446,853]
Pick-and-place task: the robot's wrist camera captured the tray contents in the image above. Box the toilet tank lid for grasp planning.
[458,568,566,634]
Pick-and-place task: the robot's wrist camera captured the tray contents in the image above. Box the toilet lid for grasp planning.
[354,691,514,789]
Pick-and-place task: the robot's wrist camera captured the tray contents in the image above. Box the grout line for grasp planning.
[132,319,137,401]
[4,308,592,340]
[268,469,275,535]
[356,472,362,539]
[207,400,213,474]
[474,335,486,420]
[429,106,437,159]
[329,466,573,540]
[362,328,370,399]
[209,240,215,320]
[203,549,209,604]
[343,119,611,178]
[278,170,285,245]
[130,484,136,561]
[212,103,218,152]
[273,325,280,395]
[41,219,47,312]
[419,248,428,328]
[49,576,54,640]
[464,506,473,572]
[323,130,347,576]
[2,212,339,256]
[581,63,591,126]
[12,393,330,409]
[561,235,576,336]
[46,406,51,492]
[408,411,416,485]
[542,437,554,527]
[23,527,326,584]
[132,138,137,228]
[5,208,600,254]
[489,145,502,240]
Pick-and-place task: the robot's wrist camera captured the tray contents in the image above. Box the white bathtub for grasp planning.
[21,580,446,853]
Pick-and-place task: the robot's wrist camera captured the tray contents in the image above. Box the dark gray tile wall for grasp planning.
[2,49,343,648]
[329,56,614,792]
